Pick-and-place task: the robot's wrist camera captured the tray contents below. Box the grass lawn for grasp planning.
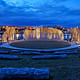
[0,47,80,80]
[11,40,71,49]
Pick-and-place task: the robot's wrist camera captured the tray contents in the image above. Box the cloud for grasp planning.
[0,0,80,27]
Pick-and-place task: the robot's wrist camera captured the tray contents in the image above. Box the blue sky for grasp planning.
[0,0,80,27]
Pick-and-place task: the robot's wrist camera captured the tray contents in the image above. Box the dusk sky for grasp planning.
[0,0,80,27]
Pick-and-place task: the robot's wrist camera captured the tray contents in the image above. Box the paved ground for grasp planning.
[0,40,80,80]
[0,40,80,51]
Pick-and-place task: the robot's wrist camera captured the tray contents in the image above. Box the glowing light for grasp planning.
[16,34,20,39]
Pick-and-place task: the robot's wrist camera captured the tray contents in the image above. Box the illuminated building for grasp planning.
[0,26,70,42]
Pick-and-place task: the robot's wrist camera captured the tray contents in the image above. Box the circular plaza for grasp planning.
[10,40,71,49]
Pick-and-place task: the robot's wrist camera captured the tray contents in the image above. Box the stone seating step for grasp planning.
[32,54,67,59]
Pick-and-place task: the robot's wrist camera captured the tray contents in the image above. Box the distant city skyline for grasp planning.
[0,0,80,27]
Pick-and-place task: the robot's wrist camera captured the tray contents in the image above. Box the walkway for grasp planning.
[0,42,80,51]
